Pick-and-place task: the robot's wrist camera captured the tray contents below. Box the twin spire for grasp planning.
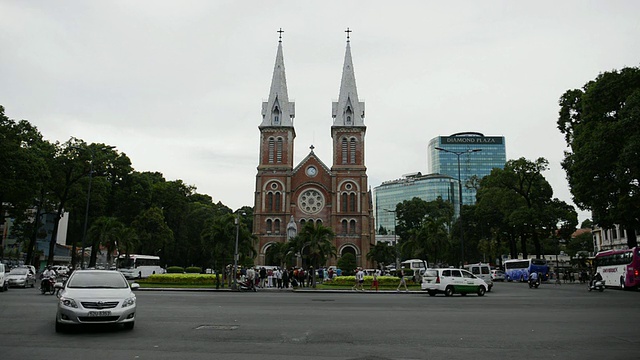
[260,28,365,129]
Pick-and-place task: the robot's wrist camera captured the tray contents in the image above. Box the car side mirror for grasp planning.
[54,282,64,289]
[130,283,140,290]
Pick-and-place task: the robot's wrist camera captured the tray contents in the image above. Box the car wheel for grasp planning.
[444,286,454,297]
[123,321,135,330]
[55,320,66,333]
[477,286,486,296]
[428,290,436,297]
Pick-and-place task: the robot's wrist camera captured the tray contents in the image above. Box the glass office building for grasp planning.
[427,132,506,206]
[373,173,459,235]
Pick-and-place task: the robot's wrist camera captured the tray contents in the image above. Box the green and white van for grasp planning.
[421,268,488,297]
[0,263,7,292]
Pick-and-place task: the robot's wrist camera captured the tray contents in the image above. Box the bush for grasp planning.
[329,275,414,286]
[185,266,202,274]
[166,266,185,274]
[146,273,217,285]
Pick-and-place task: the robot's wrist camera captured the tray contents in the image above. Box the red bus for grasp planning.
[594,247,640,290]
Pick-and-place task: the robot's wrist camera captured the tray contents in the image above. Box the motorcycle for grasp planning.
[588,279,605,292]
[528,277,540,289]
[237,279,257,292]
[40,276,56,295]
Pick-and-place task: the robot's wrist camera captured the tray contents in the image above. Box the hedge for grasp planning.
[146,273,218,285]
[166,266,185,274]
[185,266,202,274]
[329,276,416,286]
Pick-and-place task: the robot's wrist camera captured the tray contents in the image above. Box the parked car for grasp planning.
[52,265,70,276]
[55,270,139,332]
[6,267,36,288]
[21,265,37,276]
[491,269,506,282]
[463,263,494,291]
[0,263,7,292]
[421,268,488,297]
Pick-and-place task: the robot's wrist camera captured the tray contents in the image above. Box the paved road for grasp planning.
[0,282,638,360]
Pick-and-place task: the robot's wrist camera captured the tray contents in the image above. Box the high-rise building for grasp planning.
[428,132,506,206]
[253,31,374,267]
[373,173,459,236]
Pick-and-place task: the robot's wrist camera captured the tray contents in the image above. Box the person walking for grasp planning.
[370,269,380,292]
[352,268,365,291]
[397,269,408,292]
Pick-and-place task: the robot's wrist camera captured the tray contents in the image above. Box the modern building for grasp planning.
[428,132,506,206]
[253,33,374,268]
[373,173,459,236]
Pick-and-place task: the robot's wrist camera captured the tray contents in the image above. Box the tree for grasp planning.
[477,157,577,259]
[337,253,357,276]
[558,67,640,248]
[87,216,124,267]
[293,222,337,287]
[131,206,174,262]
[366,242,395,269]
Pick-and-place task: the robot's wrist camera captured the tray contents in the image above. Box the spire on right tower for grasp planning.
[332,28,365,128]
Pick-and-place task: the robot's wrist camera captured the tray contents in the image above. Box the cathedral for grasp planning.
[252,30,374,268]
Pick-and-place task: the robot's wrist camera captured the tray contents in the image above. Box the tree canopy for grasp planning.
[558,66,640,248]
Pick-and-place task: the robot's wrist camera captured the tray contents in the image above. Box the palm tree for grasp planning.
[88,216,124,267]
[366,242,395,269]
[293,222,337,287]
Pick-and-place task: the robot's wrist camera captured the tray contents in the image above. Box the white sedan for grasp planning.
[55,270,139,332]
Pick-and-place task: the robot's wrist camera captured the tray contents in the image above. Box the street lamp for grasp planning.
[384,208,400,270]
[74,145,115,269]
[232,211,246,290]
[434,147,481,267]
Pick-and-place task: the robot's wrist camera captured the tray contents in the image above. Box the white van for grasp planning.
[0,263,7,292]
[463,263,493,291]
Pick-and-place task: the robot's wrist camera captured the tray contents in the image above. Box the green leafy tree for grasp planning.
[87,216,124,267]
[293,222,337,287]
[131,206,174,262]
[558,67,640,248]
[337,253,357,276]
[366,242,395,269]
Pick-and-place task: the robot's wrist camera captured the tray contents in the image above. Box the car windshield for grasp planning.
[9,268,28,275]
[68,272,129,289]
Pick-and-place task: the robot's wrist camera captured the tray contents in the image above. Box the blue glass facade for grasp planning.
[373,173,459,235]
[427,132,506,206]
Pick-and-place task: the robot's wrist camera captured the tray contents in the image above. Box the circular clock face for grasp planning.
[306,166,317,177]
[298,189,324,214]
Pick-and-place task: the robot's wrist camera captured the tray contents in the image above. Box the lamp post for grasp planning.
[74,145,115,269]
[232,211,246,290]
[384,208,400,270]
[434,147,481,267]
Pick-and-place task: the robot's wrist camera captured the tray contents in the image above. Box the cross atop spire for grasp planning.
[277,28,284,43]
[345,27,352,42]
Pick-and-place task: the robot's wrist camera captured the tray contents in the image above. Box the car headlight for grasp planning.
[60,297,78,309]
[122,296,136,308]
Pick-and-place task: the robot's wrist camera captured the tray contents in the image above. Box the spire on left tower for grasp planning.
[260,28,295,128]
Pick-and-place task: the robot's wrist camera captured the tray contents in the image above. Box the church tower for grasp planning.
[330,29,373,266]
[253,29,374,268]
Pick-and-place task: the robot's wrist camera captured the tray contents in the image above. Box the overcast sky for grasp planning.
[2,1,639,224]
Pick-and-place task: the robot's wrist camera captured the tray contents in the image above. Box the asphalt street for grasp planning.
[0,282,638,360]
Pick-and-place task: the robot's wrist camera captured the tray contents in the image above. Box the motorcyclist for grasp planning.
[590,272,603,288]
[245,267,256,290]
[529,271,539,285]
[41,266,57,291]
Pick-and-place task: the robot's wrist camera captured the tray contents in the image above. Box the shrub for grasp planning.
[185,266,202,274]
[329,275,413,286]
[166,266,185,274]
[146,273,217,285]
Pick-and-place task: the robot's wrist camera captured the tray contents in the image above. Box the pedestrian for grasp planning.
[397,269,408,292]
[370,269,379,292]
[352,268,365,291]
[259,267,267,288]
[276,267,283,289]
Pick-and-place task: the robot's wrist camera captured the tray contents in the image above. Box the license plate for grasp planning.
[88,311,111,317]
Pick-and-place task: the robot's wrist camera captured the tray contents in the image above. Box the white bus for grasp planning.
[116,254,165,279]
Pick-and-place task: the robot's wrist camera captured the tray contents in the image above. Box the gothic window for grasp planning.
[276,138,283,163]
[274,219,281,234]
[316,219,322,226]
[267,192,273,211]
[350,220,356,234]
[268,138,275,163]
[349,193,356,212]
[345,107,353,125]
[341,193,348,212]
[300,219,306,227]
[273,106,280,125]
[266,219,272,233]
[342,138,348,164]
[342,220,348,234]
[275,192,281,211]
[350,138,356,164]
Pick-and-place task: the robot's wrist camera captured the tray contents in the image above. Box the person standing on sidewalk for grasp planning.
[352,268,365,291]
[397,269,408,292]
